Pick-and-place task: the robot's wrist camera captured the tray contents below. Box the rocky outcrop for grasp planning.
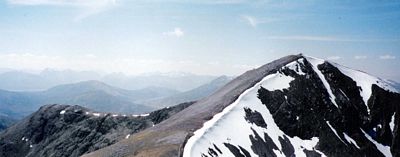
[0,101,194,157]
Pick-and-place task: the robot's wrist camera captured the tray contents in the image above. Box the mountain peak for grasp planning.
[85,54,399,157]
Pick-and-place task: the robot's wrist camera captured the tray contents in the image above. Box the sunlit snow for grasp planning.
[362,130,392,157]
[183,61,326,157]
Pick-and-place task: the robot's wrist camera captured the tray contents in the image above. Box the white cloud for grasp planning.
[268,36,339,41]
[379,55,396,60]
[240,15,279,28]
[7,0,118,21]
[327,56,341,60]
[163,28,184,37]
[266,35,398,42]
[8,0,117,7]
[354,55,367,59]
[241,15,262,27]
[202,0,247,4]
[241,15,260,27]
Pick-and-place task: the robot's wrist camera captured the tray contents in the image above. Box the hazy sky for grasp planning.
[0,0,399,81]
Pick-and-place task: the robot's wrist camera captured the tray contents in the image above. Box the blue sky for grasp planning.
[0,0,399,81]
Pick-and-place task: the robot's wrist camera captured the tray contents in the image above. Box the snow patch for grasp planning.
[260,72,295,91]
[29,144,33,148]
[140,113,150,117]
[306,57,339,108]
[131,113,149,117]
[125,134,130,139]
[92,113,101,117]
[343,133,360,149]
[339,89,350,100]
[326,121,346,144]
[390,113,396,132]
[284,58,306,75]
[362,129,392,157]
[112,114,118,117]
[60,110,66,115]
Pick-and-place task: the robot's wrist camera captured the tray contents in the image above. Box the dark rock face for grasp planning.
[149,102,194,125]
[222,143,246,157]
[243,108,267,128]
[303,149,322,157]
[0,102,193,157]
[249,128,278,157]
[279,135,295,157]
[254,59,400,157]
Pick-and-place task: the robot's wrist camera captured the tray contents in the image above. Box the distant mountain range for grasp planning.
[0,70,217,91]
[0,76,231,130]
[0,80,178,119]
[0,69,229,130]
[141,76,233,108]
[0,70,101,91]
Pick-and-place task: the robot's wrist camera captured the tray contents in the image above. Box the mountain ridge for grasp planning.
[0,70,217,92]
[0,102,194,157]
[84,54,400,157]
[0,76,232,131]
[0,80,179,120]
[141,75,233,108]
[83,54,304,157]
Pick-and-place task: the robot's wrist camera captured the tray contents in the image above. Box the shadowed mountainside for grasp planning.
[0,102,194,157]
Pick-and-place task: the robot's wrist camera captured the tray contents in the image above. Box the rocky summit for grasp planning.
[83,54,399,157]
[0,102,193,157]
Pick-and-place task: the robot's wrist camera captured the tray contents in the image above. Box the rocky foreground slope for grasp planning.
[0,102,193,157]
[84,54,399,157]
